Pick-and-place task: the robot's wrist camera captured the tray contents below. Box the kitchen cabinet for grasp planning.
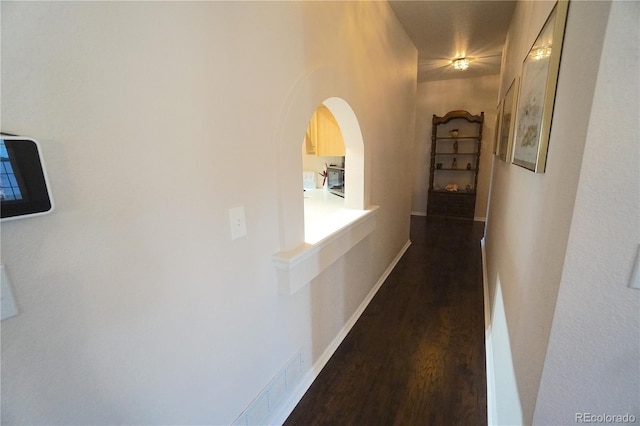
[304,105,346,157]
[427,110,484,219]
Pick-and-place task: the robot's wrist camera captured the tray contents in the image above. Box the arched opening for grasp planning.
[301,97,365,244]
[272,68,378,294]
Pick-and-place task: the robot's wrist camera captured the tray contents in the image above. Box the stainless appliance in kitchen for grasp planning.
[326,166,344,197]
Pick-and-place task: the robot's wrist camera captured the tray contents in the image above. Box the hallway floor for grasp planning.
[285,215,487,425]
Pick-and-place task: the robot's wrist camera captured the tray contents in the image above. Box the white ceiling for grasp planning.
[388,0,516,82]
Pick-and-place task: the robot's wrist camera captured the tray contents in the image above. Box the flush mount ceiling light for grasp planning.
[452,58,470,71]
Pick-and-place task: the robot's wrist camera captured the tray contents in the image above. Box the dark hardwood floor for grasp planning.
[284,216,487,426]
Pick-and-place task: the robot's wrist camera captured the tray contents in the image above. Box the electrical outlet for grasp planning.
[229,206,247,240]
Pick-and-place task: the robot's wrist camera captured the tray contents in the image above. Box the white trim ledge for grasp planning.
[273,205,379,295]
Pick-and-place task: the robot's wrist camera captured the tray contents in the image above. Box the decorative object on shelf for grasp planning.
[498,77,519,162]
[512,0,569,173]
[319,163,328,187]
[427,110,484,219]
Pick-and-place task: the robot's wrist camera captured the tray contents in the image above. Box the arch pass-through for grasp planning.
[303,97,366,244]
[272,87,378,295]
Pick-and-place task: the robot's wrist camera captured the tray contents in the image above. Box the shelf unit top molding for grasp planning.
[433,110,483,125]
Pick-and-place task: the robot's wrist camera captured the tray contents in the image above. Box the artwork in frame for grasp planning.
[512,0,569,173]
[499,77,519,162]
[493,100,503,155]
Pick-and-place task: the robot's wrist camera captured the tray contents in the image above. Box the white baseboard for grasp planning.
[481,237,497,426]
[480,237,491,328]
[269,239,412,425]
[485,331,497,426]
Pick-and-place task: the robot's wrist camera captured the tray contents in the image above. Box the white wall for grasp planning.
[534,1,640,422]
[0,2,416,424]
[484,1,639,424]
[411,75,499,219]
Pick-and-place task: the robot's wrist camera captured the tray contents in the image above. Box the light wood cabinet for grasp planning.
[304,105,346,157]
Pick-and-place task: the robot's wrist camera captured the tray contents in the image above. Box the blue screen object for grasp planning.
[0,136,53,220]
[1,140,24,201]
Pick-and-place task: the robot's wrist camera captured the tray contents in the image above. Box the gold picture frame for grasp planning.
[493,100,503,156]
[512,0,569,173]
[499,77,519,163]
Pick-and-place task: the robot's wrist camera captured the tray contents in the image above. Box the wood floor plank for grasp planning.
[284,216,487,426]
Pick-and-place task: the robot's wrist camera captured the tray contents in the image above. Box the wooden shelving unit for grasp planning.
[427,110,484,219]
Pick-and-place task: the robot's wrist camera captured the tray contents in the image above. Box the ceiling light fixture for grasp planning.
[452,58,469,71]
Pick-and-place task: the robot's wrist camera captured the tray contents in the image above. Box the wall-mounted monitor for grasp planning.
[1,136,53,221]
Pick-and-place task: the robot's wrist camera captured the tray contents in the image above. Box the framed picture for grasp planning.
[512,0,569,173]
[493,100,503,155]
[499,77,519,162]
